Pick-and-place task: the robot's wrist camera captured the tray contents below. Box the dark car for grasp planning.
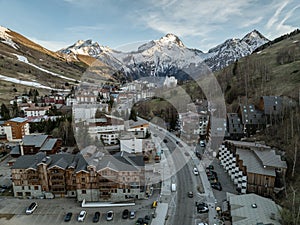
[196,202,209,213]
[206,170,217,177]
[211,182,222,191]
[206,165,214,170]
[64,212,72,222]
[188,191,194,198]
[122,209,129,219]
[93,212,100,223]
[136,217,144,225]
[144,214,151,223]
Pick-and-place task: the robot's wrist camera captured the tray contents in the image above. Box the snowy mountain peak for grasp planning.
[157,33,185,47]
[241,30,269,50]
[59,39,113,57]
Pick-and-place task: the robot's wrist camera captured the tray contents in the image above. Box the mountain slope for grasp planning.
[0,25,87,103]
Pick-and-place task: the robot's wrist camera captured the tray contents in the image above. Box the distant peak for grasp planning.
[243,30,269,41]
[158,33,185,47]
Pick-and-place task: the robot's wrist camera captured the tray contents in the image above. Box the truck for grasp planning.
[171,183,176,192]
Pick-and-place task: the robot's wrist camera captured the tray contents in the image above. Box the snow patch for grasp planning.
[0,25,19,49]
[12,53,77,82]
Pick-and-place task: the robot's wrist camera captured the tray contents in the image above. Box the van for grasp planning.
[152,201,158,208]
[171,183,176,192]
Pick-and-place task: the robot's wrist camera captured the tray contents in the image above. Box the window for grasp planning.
[34,186,39,190]
[81,177,85,182]
[82,190,86,194]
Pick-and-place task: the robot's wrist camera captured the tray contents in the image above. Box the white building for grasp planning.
[163,76,177,88]
[120,132,155,154]
[24,106,51,117]
[88,115,124,145]
[73,103,109,123]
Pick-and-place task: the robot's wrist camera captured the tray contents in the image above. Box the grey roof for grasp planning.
[229,193,282,225]
[239,104,265,125]
[226,140,271,150]
[95,152,144,172]
[128,120,148,128]
[11,152,88,172]
[9,117,28,123]
[23,135,48,148]
[0,121,5,125]
[40,139,57,151]
[236,148,275,176]
[10,145,20,155]
[12,152,46,169]
[254,149,287,169]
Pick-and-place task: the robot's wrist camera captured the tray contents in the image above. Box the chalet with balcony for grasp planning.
[11,151,145,201]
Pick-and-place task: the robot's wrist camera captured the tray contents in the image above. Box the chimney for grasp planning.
[20,141,24,156]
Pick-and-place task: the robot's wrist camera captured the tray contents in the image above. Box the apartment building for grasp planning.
[11,151,145,201]
[3,117,30,141]
[218,140,287,197]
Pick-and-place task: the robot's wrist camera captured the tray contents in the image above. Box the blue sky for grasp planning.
[0,0,299,52]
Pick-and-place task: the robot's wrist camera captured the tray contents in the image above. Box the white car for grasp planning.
[106,210,114,221]
[25,202,38,214]
[77,210,86,222]
[193,167,199,175]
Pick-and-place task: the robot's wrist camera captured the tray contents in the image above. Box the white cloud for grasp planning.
[265,0,300,40]
[30,37,69,51]
[241,16,263,28]
[266,0,290,29]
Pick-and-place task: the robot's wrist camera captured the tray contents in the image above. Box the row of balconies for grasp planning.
[219,144,247,194]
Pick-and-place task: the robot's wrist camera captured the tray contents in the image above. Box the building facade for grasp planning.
[11,151,145,201]
[3,117,30,141]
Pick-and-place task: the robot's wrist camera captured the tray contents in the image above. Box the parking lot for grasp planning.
[210,158,239,208]
[0,197,157,225]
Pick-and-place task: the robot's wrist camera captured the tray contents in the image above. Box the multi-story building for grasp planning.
[226,113,244,140]
[24,106,51,117]
[88,114,124,145]
[3,117,30,141]
[11,151,145,201]
[218,140,287,197]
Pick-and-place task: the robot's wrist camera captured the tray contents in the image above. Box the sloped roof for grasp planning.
[229,193,282,225]
[9,117,28,123]
[12,152,46,169]
[236,148,275,176]
[23,134,48,148]
[40,139,57,151]
[254,149,287,169]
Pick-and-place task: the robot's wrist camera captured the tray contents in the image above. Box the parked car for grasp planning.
[77,210,86,222]
[206,170,217,177]
[197,205,209,213]
[25,202,38,214]
[130,210,136,219]
[64,212,72,222]
[193,167,199,175]
[198,223,208,225]
[136,217,144,225]
[93,212,100,223]
[122,209,129,219]
[206,165,214,170]
[188,191,194,198]
[144,214,151,221]
[200,140,206,147]
[106,210,114,221]
[211,182,222,191]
